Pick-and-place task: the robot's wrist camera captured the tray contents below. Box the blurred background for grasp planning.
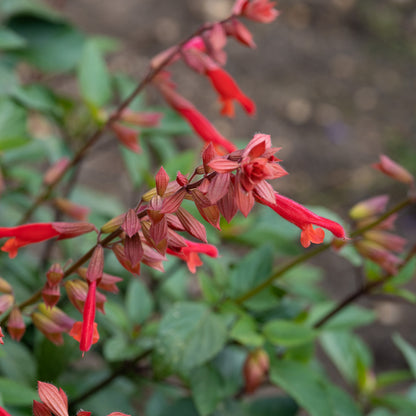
[44,0,416,374]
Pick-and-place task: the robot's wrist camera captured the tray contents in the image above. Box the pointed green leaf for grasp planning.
[156,302,227,372]
[78,39,112,108]
[263,320,316,347]
[393,334,416,378]
[126,279,154,325]
[190,365,224,416]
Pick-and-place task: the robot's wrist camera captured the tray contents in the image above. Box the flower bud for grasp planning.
[43,157,70,185]
[372,155,414,185]
[349,195,389,220]
[0,295,14,314]
[42,283,61,309]
[0,278,12,294]
[53,198,90,221]
[243,349,270,394]
[7,307,25,341]
[101,213,125,233]
[46,263,64,285]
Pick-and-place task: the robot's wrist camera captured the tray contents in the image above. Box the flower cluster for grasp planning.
[0,132,346,354]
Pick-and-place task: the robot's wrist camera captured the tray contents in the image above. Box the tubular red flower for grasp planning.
[156,77,237,153]
[69,280,99,354]
[205,68,255,117]
[167,240,218,273]
[257,192,346,248]
[0,222,95,258]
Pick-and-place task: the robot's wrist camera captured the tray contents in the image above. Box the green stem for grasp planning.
[313,244,416,328]
[67,349,151,411]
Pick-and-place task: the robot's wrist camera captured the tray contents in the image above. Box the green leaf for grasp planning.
[228,244,273,298]
[230,315,264,347]
[0,340,35,385]
[246,396,298,416]
[0,98,30,150]
[11,84,59,115]
[310,303,375,330]
[263,319,316,347]
[190,365,224,416]
[320,331,372,385]
[376,370,413,390]
[270,360,332,416]
[35,335,78,382]
[78,39,112,108]
[8,17,85,72]
[103,333,153,362]
[160,398,199,416]
[270,360,363,416]
[0,0,63,21]
[0,377,37,405]
[0,28,26,50]
[120,141,151,187]
[389,257,416,286]
[393,334,416,378]
[126,279,154,325]
[155,302,227,372]
[212,346,245,397]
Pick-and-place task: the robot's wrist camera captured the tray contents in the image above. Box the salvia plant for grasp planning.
[0,1,415,415]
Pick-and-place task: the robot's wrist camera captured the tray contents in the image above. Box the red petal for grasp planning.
[176,207,207,242]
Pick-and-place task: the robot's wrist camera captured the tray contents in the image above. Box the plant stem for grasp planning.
[68,349,151,411]
[313,245,416,328]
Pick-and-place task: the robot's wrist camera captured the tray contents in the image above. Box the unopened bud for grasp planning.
[349,195,389,220]
[155,166,170,196]
[53,198,90,221]
[46,263,64,285]
[101,213,124,233]
[0,278,12,294]
[243,349,270,394]
[7,307,25,341]
[0,294,14,314]
[122,209,141,237]
[142,188,157,202]
[86,245,104,283]
[373,155,414,185]
[42,283,61,309]
[43,157,70,185]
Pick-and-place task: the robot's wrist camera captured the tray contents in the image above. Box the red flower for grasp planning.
[205,68,255,117]
[69,280,99,354]
[167,240,218,273]
[257,192,346,247]
[155,73,237,153]
[0,326,4,346]
[209,133,287,216]
[0,222,95,258]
